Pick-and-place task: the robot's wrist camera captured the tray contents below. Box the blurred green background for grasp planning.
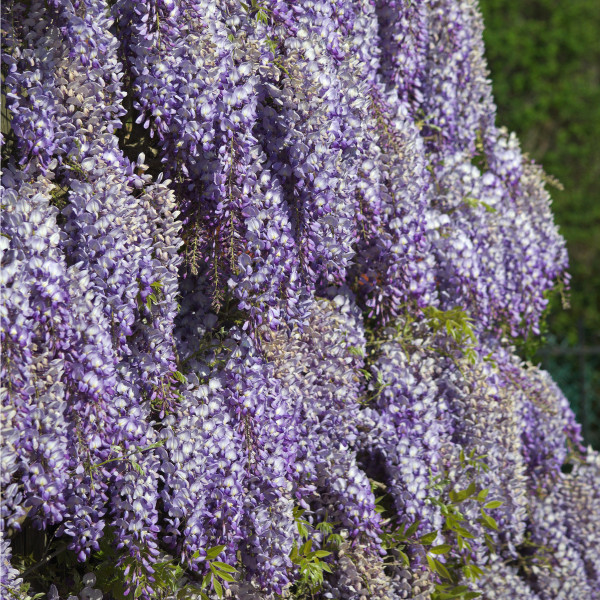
[479,0,600,448]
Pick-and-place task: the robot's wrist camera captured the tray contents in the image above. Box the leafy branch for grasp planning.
[425,306,478,364]
[288,507,338,597]
[193,545,238,600]
[372,450,502,600]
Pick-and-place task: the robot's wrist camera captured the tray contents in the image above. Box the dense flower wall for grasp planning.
[1,1,599,599]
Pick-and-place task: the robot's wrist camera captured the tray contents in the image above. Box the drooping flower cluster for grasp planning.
[115,0,303,329]
[1,1,598,599]
[264,291,381,544]
[358,319,454,536]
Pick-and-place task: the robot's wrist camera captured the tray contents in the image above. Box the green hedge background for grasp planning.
[479,0,600,447]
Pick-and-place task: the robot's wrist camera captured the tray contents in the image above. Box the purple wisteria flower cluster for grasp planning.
[1,1,598,599]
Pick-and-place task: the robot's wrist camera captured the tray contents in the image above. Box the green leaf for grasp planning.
[470,564,484,578]
[212,561,237,573]
[450,481,477,504]
[313,550,331,558]
[432,558,452,581]
[463,563,484,582]
[146,293,157,309]
[484,501,503,510]
[427,554,441,577]
[406,520,420,537]
[445,513,457,530]
[433,585,472,600]
[316,521,334,534]
[457,534,472,552]
[447,518,474,538]
[457,526,475,539]
[398,550,410,566]
[321,563,333,573]
[206,545,226,560]
[173,370,187,384]
[213,577,223,599]
[448,586,471,595]
[476,489,489,503]
[429,544,452,554]
[290,544,299,562]
[214,570,235,583]
[293,506,305,518]
[131,461,144,476]
[199,593,210,600]
[419,531,438,545]
[479,509,498,531]
[297,523,308,538]
[301,539,312,554]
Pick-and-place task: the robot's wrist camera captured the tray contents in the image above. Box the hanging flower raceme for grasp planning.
[264,291,382,546]
[0,169,74,533]
[358,317,454,537]
[320,0,437,320]
[116,0,303,330]
[2,2,59,174]
[257,2,360,292]
[2,0,183,594]
[376,0,430,112]
[0,166,124,566]
[352,86,436,318]
[421,0,496,156]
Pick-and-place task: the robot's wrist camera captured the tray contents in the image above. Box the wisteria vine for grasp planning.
[1,1,598,599]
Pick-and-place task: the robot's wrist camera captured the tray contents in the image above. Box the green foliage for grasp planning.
[506,532,554,579]
[240,0,271,24]
[18,584,45,600]
[14,524,237,600]
[288,508,337,598]
[479,0,600,447]
[502,277,569,363]
[10,527,78,598]
[176,296,248,380]
[92,530,222,600]
[355,306,480,410]
[146,280,164,310]
[289,539,333,595]
[191,545,238,600]
[462,196,497,214]
[424,307,478,364]
[96,541,238,600]
[373,450,504,600]
[48,182,70,212]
